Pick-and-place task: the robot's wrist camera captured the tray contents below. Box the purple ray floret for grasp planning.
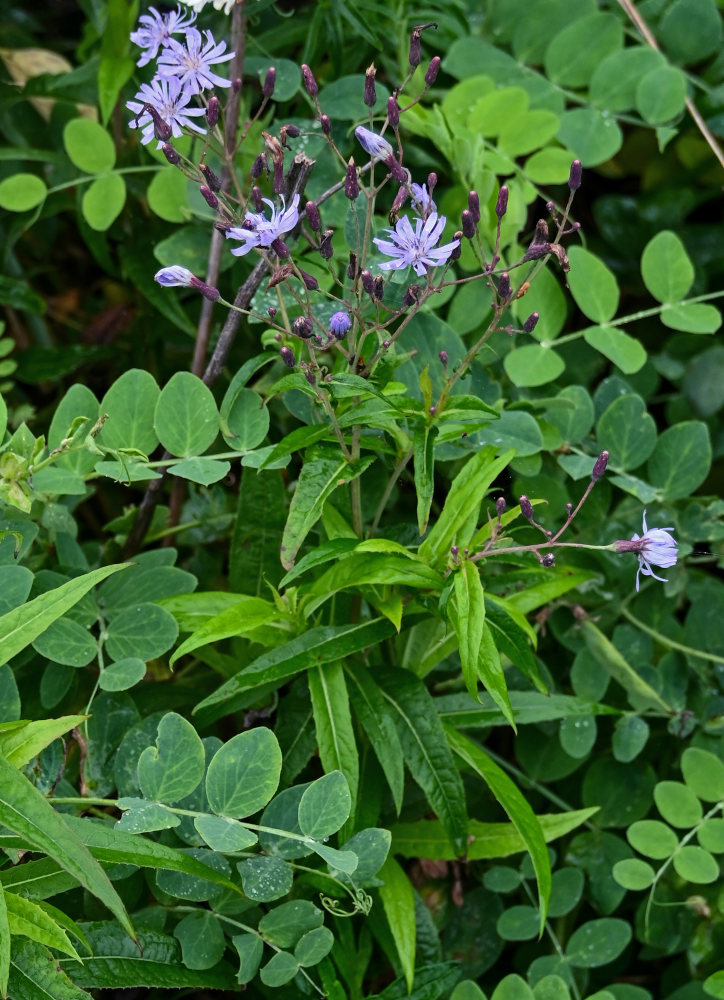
[628,509,678,591]
[157,27,233,93]
[226,194,301,257]
[374,213,460,277]
[130,5,196,67]
[127,76,207,147]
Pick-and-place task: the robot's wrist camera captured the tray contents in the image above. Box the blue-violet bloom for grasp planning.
[410,182,436,215]
[329,311,351,338]
[374,213,460,277]
[127,76,207,146]
[157,27,233,93]
[225,193,301,257]
[154,265,219,300]
[615,509,678,592]
[130,5,196,67]
[179,0,237,12]
[354,126,394,162]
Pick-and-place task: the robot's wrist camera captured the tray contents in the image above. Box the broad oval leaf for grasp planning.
[206,728,282,818]
[154,372,219,458]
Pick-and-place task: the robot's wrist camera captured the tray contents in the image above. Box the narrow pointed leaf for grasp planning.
[413,426,436,535]
[452,561,485,701]
[378,856,416,992]
[345,664,405,813]
[308,663,359,812]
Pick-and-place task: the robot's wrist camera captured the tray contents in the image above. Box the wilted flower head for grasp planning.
[374,213,460,277]
[225,193,300,257]
[614,510,678,592]
[127,76,207,147]
[157,27,233,93]
[410,182,436,215]
[354,126,394,162]
[130,5,196,66]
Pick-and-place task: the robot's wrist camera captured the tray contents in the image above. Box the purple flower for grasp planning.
[374,213,460,277]
[127,76,207,147]
[154,266,195,286]
[157,27,233,93]
[225,193,301,257]
[615,510,678,592]
[130,5,196,67]
[354,126,394,162]
[329,311,351,338]
[410,182,436,215]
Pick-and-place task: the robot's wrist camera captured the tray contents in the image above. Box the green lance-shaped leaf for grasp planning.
[5,892,81,960]
[378,856,416,993]
[413,425,437,536]
[0,754,135,941]
[580,619,673,713]
[281,453,375,570]
[419,447,515,569]
[137,713,205,803]
[308,662,359,814]
[445,727,551,933]
[345,664,405,813]
[452,560,486,702]
[0,881,8,999]
[10,939,93,1000]
[374,668,468,854]
[206,727,282,818]
[0,563,129,665]
[303,553,443,616]
[0,715,86,768]
[170,596,277,666]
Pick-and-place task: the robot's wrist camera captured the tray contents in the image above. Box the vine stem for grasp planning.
[368,446,413,538]
[620,606,724,665]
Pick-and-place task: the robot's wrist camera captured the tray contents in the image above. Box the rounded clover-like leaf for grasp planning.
[298,770,351,840]
[82,173,126,232]
[260,951,299,988]
[612,858,656,891]
[154,371,220,458]
[627,820,678,860]
[63,117,116,173]
[99,657,146,692]
[496,905,540,941]
[258,900,324,948]
[672,846,719,884]
[565,918,631,968]
[0,173,48,212]
[174,911,225,971]
[237,856,293,901]
[206,727,282,818]
[295,926,334,968]
[641,230,694,303]
[698,819,724,855]
[654,780,703,828]
[681,747,724,802]
[612,716,650,763]
[194,815,258,852]
[138,712,205,803]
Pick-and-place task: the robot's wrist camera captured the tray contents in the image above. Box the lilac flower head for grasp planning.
[374,213,460,277]
[157,27,233,93]
[130,5,196,67]
[127,76,207,147]
[410,182,436,215]
[615,510,678,592]
[329,312,351,339]
[154,266,195,286]
[225,193,300,257]
[354,126,394,162]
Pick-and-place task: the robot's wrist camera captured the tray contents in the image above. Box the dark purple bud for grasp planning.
[305,200,321,231]
[320,114,331,136]
[451,545,459,560]
[450,232,463,260]
[425,56,441,86]
[541,553,555,568]
[409,27,422,68]
[519,495,535,522]
[162,143,180,165]
[496,496,506,516]
[284,123,301,138]
[280,346,295,367]
[273,158,284,194]
[299,269,319,291]
[270,237,290,258]
[301,64,318,97]
[568,159,582,191]
[387,95,400,128]
[403,284,421,307]
[374,275,384,300]
[522,244,551,263]
[263,67,276,99]
[304,367,317,387]
[384,155,407,184]
[199,163,221,192]
[360,269,375,295]
[251,153,266,178]
[391,185,409,215]
[461,209,475,239]
[293,316,314,339]
[207,96,219,128]
[382,339,391,348]
[439,350,448,366]
[347,253,358,279]
[546,200,556,217]
[498,272,511,302]
[591,450,609,482]
[495,186,508,219]
[187,275,220,301]
[150,112,172,142]
[319,229,334,260]
[232,77,242,94]
[533,219,549,244]
[523,312,539,334]
[251,185,263,212]
[345,158,359,200]
[429,405,436,415]
[364,63,376,107]
[268,307,277,318]
[200,185,219,210]
[468,190,480,225]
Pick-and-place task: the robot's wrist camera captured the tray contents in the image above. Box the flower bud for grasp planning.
[450,232,463,260]
[523,312,539,334]
[200,185,219,210]
[263,66,276,99]
[495,185,508,219]
[273,158,284,194]
[425,56,441,86]
[546,200,556,217]
[374,275,384,300]
[270,237,290,258]
[151,114,172,142]
[439,350,448,366]
[390,185,409,216]
[280,345,295,367]
[451,545,459,560]
[496,496,506,516]
[199,163,221,192]
[360,269,375,295]
[591,450,609,482]
[533,219,549,244]
[293,316,314,339]
[568,159,582,191]
[409,27,422,67]
[251,153,266,179]
[299,269,319,291]
[427,172,438,194]
[320,114,331,136]
[206,96,219,128]
[345,158,359,200]
[461,209,475,239]
[403,284,421,307]
[330,311,351,339]
[347,253,358,279]
[382,155,405,184]
[301,64,318,97]
[467,190,480,224]
[541,553,555,568]
[162,143,180,165]
[364,63,376,107]
[497,272,511,302]
[232,77,242,93]
[319,229,334,260]
[305,200,321,231]
[269,307,277,318]
[519,495,535,522]
[387,95,400,128]
[304,367,316,387]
